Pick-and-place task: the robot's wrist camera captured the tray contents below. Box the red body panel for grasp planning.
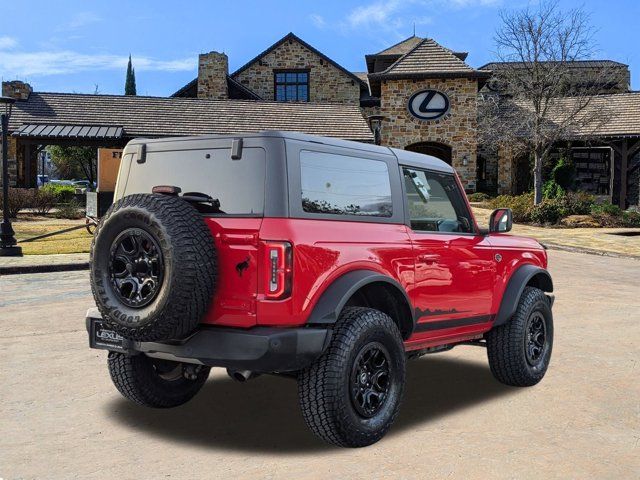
[199,215,547,352]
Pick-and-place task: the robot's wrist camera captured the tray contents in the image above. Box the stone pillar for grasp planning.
[497,145,516,195]
[1,81,31,187]
[2,80,32,100]
[197,52,228,100]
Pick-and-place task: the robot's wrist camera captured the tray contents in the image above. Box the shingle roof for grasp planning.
[373,36,424,56]
[479,60,628,71]
[7,92,374,142]
[370,38,489,79]
[502,92,640,138]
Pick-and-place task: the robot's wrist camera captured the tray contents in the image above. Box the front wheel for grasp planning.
[486,287,553,387]
[297,307,406,447]
[107,352,210,408]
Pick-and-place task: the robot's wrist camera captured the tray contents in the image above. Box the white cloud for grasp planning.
[346,0,403,28]
[310,13,326,28]
[66,12,101,30]
[0,50,196,77]
[0,36,17,50]
[342,0,501,32]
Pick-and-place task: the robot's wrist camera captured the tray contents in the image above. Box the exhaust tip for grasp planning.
[227,368,258,382]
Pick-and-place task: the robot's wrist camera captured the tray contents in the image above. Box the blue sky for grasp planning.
[1,0,638,96]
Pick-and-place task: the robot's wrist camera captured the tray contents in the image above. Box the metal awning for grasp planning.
[13,124,124,139]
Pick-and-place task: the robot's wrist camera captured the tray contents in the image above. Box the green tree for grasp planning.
[48,146,97,184]
[125,54,137,96]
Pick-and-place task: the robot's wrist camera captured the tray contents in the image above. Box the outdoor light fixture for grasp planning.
[462,155,469,167]
[0,95,22,256]
[368,115,385,146]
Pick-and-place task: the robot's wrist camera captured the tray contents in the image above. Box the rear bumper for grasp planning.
[85,308,331,373]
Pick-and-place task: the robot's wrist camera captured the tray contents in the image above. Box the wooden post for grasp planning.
[619,139,628,209]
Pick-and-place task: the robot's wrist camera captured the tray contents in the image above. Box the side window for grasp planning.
[300,150,393,217]
[403,167,473,233]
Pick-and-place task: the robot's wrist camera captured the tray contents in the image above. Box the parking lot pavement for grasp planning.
[1,250,638,479]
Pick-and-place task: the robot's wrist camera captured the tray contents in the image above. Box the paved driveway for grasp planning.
[1,250,638,479]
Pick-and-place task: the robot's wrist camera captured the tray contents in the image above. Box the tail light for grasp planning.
[263,241,293,300]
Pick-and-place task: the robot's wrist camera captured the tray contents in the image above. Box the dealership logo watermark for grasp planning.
[408,90,450,121]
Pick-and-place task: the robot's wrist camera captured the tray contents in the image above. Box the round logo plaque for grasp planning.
[407,90,450,121]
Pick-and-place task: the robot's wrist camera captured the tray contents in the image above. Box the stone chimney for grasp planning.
[2,80,32,100]
[197,52,228,100]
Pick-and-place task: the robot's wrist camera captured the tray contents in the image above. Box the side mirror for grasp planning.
[489,208,513,233]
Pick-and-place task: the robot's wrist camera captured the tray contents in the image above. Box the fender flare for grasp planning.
[494,264,553,326]
[306,270,414,329]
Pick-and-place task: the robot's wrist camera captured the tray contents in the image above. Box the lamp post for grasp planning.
[0,95,22,256]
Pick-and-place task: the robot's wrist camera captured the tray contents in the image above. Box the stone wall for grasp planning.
[378,77,478,190]
[233,38,360,104]
[197,52,228,100]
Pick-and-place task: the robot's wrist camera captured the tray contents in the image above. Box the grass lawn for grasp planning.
[12,215,92,255]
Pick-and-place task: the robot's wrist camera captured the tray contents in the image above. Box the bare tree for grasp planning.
[479,0,613,204]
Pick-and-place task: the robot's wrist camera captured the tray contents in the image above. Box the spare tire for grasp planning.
[90,194,217,342]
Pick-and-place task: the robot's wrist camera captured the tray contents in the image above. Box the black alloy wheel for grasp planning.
[524,311,547,365]
[350,342,392,418]
[109,228,164,308]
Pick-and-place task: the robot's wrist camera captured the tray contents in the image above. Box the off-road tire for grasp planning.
[90,194,217,342]
[107,352,210,408]
[486,287,553,386]
[298,307,406,447]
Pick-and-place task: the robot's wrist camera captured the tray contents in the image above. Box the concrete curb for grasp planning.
[543,242,640,260]
[0,262,90,275]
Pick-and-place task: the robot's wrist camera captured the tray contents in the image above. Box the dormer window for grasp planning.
[275,70,309,102]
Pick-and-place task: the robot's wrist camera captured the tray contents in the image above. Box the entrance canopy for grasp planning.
[14,124,124,141]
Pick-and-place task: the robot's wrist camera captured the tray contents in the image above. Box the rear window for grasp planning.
[125,147,265,215]
[300,150,393,217]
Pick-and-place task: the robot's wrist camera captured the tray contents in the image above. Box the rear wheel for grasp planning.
[297,307,405,447]
[107,352,210,408]
[486,287,553,386]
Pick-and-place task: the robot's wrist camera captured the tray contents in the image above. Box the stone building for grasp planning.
[2,32,639,206]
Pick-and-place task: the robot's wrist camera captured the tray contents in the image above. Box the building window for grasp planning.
[275,71,309,102]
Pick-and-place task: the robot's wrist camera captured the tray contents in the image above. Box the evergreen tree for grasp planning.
[125,55,137,96]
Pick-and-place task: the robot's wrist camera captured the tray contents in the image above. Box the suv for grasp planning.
[86,131,554,448]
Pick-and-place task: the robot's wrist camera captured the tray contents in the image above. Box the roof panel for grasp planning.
[10,123,126,140]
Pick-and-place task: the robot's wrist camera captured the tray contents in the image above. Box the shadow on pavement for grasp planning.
[106,355,516,453]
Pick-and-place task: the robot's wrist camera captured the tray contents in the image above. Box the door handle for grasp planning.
[417,253,440,263]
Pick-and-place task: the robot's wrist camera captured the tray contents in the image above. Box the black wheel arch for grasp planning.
[305,270,415,339]
[494,264,553,327]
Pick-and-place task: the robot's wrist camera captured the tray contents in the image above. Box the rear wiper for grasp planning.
[181,191,225,214]
[152,186,224,213]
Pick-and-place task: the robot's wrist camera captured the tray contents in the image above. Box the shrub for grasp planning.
[54,199,84,219]
[563,191,596,216]
[552,156,575,189]
[529,199,565,224]
[467,192,491,202]
[542,180,564,199]
[591,202,622,216]
[42,184,76,203]
[622,210,640,227]
[0,188,34,218]
[32,188,57,215]
[488,192,534,223]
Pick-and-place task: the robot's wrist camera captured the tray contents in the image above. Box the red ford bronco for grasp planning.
[87,132,554,447]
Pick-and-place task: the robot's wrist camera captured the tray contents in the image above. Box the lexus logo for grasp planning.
[407,90,450,121]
